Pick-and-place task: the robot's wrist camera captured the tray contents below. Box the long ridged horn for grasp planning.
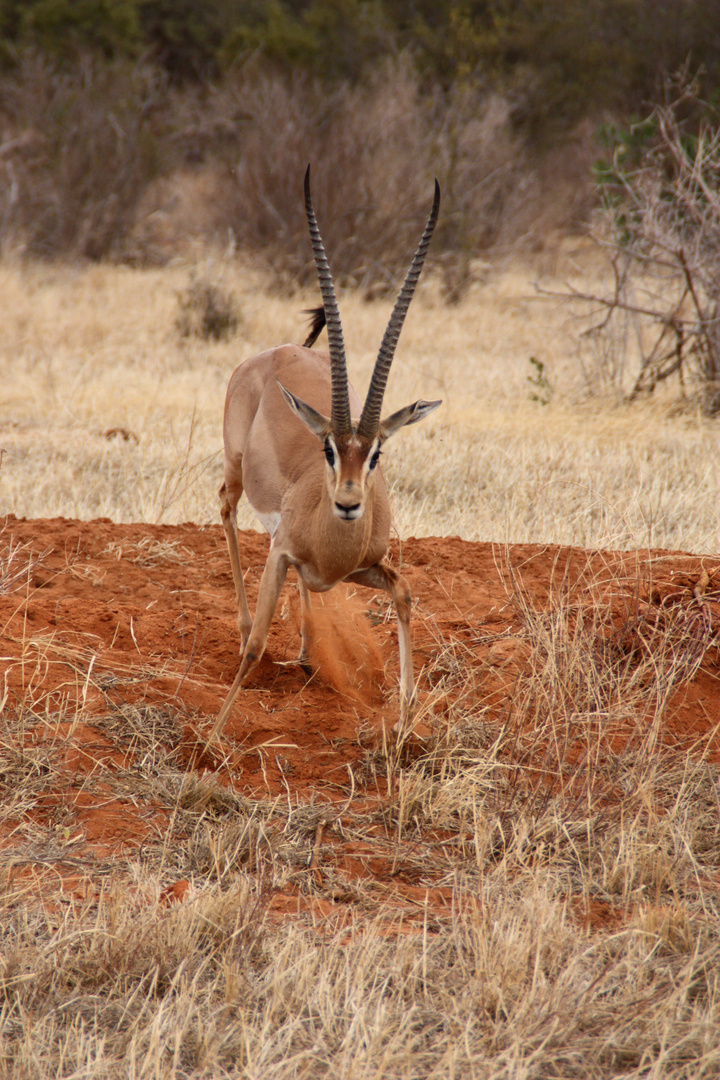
[357,180,440,440]
[304,165,352,435]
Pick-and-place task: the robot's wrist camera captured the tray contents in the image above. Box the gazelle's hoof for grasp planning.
[397,690,417,722]
[296,648,315,677]
[392,716,432,741]
[392,689,434,742]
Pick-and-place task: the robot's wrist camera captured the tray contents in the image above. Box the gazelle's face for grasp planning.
[322,432,382,521]
[277,379,442,522]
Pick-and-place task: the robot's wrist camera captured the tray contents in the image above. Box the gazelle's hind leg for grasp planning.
[345,561,416,724]
[219,480,252,651]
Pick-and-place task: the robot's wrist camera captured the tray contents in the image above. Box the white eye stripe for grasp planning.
[324,436,338,469]
[365,438,382,472]
[324,437,381,474]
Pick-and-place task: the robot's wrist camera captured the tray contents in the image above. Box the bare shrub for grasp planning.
[215,61,531,297]
[574,77,720,416]
[0,52,170,260]
[0,52,591,282]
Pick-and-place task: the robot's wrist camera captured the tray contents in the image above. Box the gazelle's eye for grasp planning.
[324,441,335,468]
[369,449,381,470]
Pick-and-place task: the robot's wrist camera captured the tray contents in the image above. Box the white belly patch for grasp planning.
[255,509,281,537]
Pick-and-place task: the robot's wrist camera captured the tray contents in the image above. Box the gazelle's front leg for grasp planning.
[219,482,252,650]
[345,561,416,723]
[208,545,290,744]
[297,576,313,672]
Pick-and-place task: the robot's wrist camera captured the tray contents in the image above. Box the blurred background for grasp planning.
[0,0,717,291]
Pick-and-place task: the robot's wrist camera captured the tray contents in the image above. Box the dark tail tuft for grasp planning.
[302,305,326,349]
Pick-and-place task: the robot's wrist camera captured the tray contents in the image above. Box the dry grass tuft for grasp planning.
[175,278,242,343]
[103,537,196,567]
[0,529,49,596]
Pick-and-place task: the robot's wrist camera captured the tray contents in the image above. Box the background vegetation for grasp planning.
[1,0,718,117]
[0,1,718,280]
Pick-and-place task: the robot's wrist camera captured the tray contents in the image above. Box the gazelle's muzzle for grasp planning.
[332,479,364,521]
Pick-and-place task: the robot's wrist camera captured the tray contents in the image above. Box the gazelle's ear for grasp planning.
[277,380,331,438]
[379,399,442,440]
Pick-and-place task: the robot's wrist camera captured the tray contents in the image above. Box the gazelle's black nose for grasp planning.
[335,502,361,520]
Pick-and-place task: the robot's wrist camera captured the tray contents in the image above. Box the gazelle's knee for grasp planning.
[219,490,233,523]
[243,626,269,666]
[220,481,243,521]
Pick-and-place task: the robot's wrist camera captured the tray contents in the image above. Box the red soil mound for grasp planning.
[1,515,719,924]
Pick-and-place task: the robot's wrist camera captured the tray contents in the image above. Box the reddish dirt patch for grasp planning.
[1,514,719,926]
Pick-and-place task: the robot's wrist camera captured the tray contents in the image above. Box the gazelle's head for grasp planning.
[278,167,442,523]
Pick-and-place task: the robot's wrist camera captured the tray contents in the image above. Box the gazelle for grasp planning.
[207,167,441,744]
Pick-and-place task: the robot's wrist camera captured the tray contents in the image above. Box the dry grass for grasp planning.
[0,250,718,552]
[3,861,717,1078]
[2,561,720,1077]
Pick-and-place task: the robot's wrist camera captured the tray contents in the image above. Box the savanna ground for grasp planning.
[1,244,720,1078]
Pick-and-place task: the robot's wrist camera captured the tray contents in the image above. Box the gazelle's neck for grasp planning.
[286,471,377,587]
